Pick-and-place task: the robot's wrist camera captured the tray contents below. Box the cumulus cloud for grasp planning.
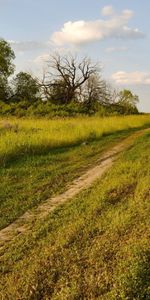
[8,40,47,52]
[51,7,144,46]
[112,71,150,85]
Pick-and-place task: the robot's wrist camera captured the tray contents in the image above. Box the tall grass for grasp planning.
[0,115,150,165]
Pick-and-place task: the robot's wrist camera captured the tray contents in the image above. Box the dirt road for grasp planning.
[0,128,149,249]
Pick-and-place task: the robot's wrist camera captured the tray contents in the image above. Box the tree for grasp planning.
[82,74,119,113]
[83,74,103,110]
[0,39,15,78]
[40,53,99,104]
[0,77,12,101]
[12,72,40,103]
[46,79,70,105]
[117,89,139,114]
[0,39,15,102]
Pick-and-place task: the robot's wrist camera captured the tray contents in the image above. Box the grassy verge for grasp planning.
[0,130,150,299]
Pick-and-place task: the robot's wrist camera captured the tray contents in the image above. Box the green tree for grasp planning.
[0,77,12,101]
[12,72,40,103]
[118,89,139,114]
[42,79,69,104]
[0,39,15,102]
[0,39,15,78]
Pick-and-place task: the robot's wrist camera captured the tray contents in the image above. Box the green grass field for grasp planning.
[1,115,150,166]
[0,127,150,299]
[0,115,150,230]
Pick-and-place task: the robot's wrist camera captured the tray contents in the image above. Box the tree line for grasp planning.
[0,39,139,117]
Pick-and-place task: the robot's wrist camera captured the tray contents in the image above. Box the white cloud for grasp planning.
[101,6,114,16]
[105,46,128,53]
[112,71,150,85]
[51,7,144,46]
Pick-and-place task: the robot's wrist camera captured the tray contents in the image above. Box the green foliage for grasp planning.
[12,72,40,103]
[0,39,15,103]
[0,77,12,102]
[46,79,73,105]
[0,39,15,78]
[117,89,139,114]
[0,99,139,118]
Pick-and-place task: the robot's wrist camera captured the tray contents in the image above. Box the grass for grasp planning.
[1,133,150,300]
[0,129,150,299]
[0,115,150,166]
[0,115,150,230]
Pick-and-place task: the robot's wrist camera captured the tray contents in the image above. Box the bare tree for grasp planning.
[83,74,118,108]
[83,74,103,105]
[40,53,99,103]
[102,82,119,106]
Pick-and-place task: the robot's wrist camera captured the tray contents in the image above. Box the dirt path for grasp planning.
[0,128,149,249]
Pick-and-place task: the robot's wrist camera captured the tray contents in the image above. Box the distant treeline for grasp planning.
[0,38,139,117]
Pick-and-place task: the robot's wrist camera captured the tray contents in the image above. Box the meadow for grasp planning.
[1,115,150,166]
[0,115,150,230]
[0,127,150,299]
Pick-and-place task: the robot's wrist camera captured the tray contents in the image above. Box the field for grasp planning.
[0,115,150,299]
[1,115,150,166]
[0,115,150,229]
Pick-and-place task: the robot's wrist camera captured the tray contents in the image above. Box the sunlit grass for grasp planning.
[0,115,150,229]
[0,130,149,299]
[0,115,150,166]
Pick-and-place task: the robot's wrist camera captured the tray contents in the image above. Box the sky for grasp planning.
[0,0,150,112]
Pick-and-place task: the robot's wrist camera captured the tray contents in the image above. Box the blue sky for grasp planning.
[0,0,150,112]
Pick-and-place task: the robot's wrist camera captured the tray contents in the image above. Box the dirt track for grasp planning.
[0,128,149,249]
